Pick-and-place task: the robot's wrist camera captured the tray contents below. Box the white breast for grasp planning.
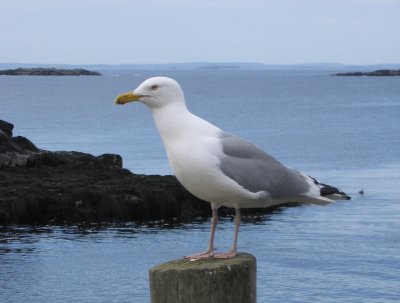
[151,103,267,208]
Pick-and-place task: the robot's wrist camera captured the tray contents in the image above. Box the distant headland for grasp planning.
[333,69,400,77]
[0,67,101,76]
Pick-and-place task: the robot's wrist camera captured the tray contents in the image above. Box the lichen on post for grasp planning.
[149,253,256,303]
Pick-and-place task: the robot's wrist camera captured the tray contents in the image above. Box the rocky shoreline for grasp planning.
[0,68,101,76]
[0,120,277,226]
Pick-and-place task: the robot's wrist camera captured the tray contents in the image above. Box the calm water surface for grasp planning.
[1,70,399,302]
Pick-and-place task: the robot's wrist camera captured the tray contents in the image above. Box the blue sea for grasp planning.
[1,70,399,302]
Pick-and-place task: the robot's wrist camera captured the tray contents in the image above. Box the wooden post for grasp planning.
[149,253,256,303]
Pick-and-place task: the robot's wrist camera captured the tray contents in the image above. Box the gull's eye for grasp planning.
[151,85,158,90]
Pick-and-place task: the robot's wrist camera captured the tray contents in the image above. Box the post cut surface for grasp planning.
[149,253,256,303]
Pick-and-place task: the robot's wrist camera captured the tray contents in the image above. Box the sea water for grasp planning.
[1,70,399,302]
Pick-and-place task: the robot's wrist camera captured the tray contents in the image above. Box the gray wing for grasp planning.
[218,132,310,199]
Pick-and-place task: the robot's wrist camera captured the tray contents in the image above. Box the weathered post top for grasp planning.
[149,253,256,303]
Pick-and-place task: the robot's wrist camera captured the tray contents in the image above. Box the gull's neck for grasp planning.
[151,101,220,145]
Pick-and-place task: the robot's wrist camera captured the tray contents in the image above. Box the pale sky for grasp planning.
[1,0,399,65]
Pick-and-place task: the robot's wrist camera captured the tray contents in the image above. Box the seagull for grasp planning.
[114,76,350,259]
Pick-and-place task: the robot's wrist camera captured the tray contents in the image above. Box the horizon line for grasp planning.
[1,61,400,67]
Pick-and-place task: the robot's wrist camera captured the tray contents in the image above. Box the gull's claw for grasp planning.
[184,250,215,260]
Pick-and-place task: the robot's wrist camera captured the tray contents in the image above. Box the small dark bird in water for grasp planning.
[358,189,364,195]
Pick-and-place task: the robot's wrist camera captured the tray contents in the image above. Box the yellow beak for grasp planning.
[113,91,142,105]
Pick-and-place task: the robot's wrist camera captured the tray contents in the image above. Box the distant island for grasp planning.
[333,69,400,77]
[0,67,101,76]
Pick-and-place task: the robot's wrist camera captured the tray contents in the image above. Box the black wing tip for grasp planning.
[309,175,351,200]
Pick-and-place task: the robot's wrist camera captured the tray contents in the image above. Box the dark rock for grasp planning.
[0,120,14,136]
[0,68,101,76]
[0,153,211,225]
[0,120,39,169]
[97,153,123,168]
[333,69,400,76]
[11,136,40,153]
[0,119,211,225]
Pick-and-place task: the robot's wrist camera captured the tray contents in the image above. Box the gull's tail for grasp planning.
[309,176,351,201]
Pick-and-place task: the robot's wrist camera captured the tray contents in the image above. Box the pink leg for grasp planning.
[214,208,241,259]
[185,206,218,260]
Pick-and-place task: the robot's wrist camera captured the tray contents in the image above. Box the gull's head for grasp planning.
[114,76,185,109]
